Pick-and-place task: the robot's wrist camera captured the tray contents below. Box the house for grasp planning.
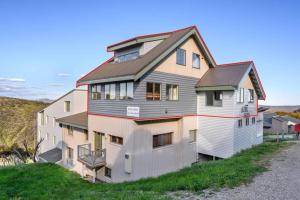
[37,26,266,183]
[272,115,300,134]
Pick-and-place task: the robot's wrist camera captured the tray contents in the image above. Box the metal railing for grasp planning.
[78,144,106,168]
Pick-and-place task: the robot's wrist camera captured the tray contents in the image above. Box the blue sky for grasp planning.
[0,0,299,105]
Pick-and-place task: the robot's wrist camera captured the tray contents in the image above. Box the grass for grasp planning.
[0,142,292,200]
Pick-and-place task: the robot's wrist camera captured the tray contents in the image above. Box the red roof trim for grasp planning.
[76,56,114,87]
[106,26,196,52]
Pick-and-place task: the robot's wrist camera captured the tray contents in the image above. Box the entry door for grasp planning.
[94,132,105,150]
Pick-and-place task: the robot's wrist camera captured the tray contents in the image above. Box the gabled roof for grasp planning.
[196,61,266,100]
[56,112,88,130]
[77,26,216,86]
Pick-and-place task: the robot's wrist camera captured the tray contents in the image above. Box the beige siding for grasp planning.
[154,37,210,79]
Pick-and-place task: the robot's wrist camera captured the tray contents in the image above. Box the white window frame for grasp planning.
[166,84,179,101]
[91,84,101,100]
[248,89,254,103]
[237,88,244,103]
[192,53,200,68]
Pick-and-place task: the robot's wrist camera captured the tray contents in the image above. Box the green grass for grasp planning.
[0,142,292,200]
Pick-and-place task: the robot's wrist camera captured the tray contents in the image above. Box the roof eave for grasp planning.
[79,75,135,85]
[195,85,236,91]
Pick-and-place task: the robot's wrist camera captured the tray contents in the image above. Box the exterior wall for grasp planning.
[88,115,197,183]
[61,126,92,176]
[197,91,235,158]
[89,71,199,118]
[154,37,210,79]
[37,90,87,154]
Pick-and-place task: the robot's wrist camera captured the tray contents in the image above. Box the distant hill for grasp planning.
[0,97,48,150]
[262,105,300,113]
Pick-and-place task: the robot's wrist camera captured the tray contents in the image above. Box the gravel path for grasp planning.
[202,142,300,200]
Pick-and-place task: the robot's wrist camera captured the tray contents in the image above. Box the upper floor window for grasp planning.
[248,89,254,103]
[246,118,250,126]
[192,53,200,68]
[252,117,256,124]
[116,51,139,63]
[105,84,116,100]
[146,82,161,100]
[238,119,243,128]
[91,85,101,100]
[166,84,179,101]
[110,135,123,145]
[153,132,172,148]
[65,125,73,136]
[120,82,134,100]
[176,48,186,65]
[237,88,244,103]
[64,101,70,112]
[206,91,223,106]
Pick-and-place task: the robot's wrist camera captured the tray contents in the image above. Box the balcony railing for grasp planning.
[77,144,106,168]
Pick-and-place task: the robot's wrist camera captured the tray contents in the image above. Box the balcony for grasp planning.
[77,144,106,169]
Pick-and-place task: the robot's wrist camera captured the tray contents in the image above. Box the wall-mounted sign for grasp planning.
[127,106,140,118]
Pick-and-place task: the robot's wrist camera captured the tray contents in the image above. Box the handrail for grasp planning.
[78,144,106,168]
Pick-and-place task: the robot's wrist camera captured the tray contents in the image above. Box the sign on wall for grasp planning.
[127,106,140,118]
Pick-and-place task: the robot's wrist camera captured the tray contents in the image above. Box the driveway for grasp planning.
[203,142,300,200]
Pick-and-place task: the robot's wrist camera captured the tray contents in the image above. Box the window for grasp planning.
[120,82,134,100]
[105,84,116,100]
[238,119,243,128]
[248,89,254,103]
[66,125,73,136]
[192,53,200,68]
[166,84,179,101]
[189,130,197,143]
[246,118,250,126]
[84,130,88,140]
[252,117,256,125]
[146,82,161,100]
[206,91,223,106]
[53,136,56,145]
[105,167,111,178]
[237,88,244,103]
[91,85,101,100]
[64,101,70,112]
[110,135,123,145]
[153,132,172,148]
[116,51,139,63]
[176,48,186,65]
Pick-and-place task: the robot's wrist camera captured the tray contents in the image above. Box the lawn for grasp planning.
[0,142,292,200]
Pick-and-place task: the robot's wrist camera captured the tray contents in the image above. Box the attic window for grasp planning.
[116,51,139,63]
[176,48,186,65]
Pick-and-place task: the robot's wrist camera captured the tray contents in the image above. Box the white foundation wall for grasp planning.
[88,115,197,183]
[37,89,87,154]
[197,91,236,158]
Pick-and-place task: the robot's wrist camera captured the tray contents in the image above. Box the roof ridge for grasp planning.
[217,60,253,67]
[106,26,195,51]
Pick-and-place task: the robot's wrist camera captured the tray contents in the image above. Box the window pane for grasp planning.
[172,85,178,100]
[127,82,134,99]
[206,92,213,106]
[146,82,153,100]
[192,53,200,68]
[105,85,110,99]
[120,83,126,100]
[166,84,171,100]
[154,83,161,100]
[176,49,186,65]
[110,84,116,99]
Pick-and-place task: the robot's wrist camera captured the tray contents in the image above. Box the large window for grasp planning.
[105,84,116,100]
[153,132,172,148]
[91,85,101,100]
[110,135,123,145]
[120,82,134,100]
[206,91,223,106]
[192,53,200,68]
[116,51,139,63]
[248,89,254,103]
[146,82,161,100]
[176,48,186,65]
[64,101,70,112]
[166,84,179,101]
[237,88,244,103]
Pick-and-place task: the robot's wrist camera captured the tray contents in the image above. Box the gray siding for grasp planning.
[89,71,198,118]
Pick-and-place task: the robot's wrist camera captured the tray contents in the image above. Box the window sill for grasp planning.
[176,62,186,66]
[192,66,200,69]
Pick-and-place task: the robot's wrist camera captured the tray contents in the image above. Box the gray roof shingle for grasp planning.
[39,148,62,163]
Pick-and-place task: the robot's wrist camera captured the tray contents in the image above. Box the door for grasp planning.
[94,132,105,150]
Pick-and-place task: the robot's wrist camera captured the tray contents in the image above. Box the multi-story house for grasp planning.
[38,26,266,183]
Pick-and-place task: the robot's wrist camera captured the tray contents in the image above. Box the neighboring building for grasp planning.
[38,26,266,183]
[37,89,87,164]
[272,115,300,134]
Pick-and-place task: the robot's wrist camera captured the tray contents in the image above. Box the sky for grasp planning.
[0,0,299,105]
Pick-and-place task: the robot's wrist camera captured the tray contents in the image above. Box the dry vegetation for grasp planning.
[275,111,300,120]
[0,97,48,151]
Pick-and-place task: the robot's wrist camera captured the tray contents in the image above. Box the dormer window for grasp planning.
[115,51,139,63]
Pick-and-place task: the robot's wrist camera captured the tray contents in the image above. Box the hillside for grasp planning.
[262,105,300,113]
[0,97,48,150]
